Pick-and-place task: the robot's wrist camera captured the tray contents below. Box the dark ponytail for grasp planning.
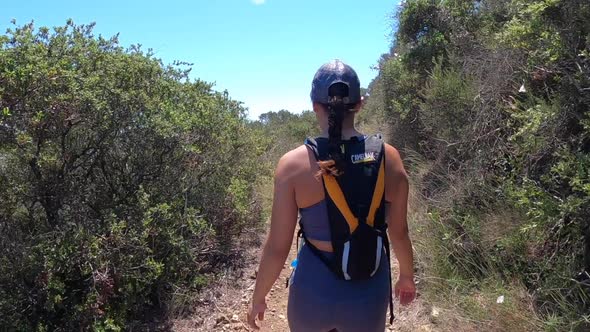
[317,83,355,177]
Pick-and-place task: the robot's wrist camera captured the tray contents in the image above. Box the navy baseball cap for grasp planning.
[310,59,361,105]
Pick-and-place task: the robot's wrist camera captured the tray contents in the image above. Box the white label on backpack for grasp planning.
[351,152,376,164]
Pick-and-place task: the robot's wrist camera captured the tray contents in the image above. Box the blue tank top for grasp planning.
[299,200,331,241]
[299,200,390,241]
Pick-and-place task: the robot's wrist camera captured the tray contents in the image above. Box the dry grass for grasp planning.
[405,154,543,332]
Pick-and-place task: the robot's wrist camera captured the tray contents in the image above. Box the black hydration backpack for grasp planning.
[299,134,394,324]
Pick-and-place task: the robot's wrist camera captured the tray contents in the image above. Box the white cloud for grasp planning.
[252,0,266,5]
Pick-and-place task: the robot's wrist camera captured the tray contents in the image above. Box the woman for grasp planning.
[247,59,415,331]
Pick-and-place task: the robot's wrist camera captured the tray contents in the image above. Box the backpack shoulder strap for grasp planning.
[305,136,360,234]
[304,137,320,160]
[366,135,385,226]
[367,157,385,227]
[364,133,384,152]
[322,173,359,233]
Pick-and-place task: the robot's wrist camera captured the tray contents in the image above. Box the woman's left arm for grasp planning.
[384,143,416,305]
[248,153,299,329]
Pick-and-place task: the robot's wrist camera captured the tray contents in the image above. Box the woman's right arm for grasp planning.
[248,152,299,329]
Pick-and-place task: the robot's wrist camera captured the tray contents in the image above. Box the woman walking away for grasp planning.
[247,59,416,332]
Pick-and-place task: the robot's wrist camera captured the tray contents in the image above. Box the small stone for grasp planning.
[279,314,286,320]
[231,314,240,322]
[216,316,230,326]
[431,306,440,318]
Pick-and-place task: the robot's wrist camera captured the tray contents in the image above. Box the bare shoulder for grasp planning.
[383,143,409,205]
[384,143,408,177]
[274,145,311,183]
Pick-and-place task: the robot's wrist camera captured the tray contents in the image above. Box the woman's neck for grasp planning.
[319,126,363,139]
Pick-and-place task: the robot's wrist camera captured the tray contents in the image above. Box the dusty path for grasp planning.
[241,239,437,332]
[174,229,437,332]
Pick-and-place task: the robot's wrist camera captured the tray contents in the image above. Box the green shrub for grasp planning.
[364,0,590,329]
[0,21,264,330]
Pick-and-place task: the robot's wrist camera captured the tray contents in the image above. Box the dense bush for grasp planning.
[0,21,265,330]
[252,110,317,165]
[366,0,590,329]
[247,110,318,218]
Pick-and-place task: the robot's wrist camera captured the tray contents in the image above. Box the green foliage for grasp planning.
[382,55,422,120]
[249,110,318,219]
[398,0,449,70]
[497,0,565,63]
[0,21,265,329]
[508,98,560,153]
[253,110,318,169]
[366,0,590,329]
[420,60,477,143]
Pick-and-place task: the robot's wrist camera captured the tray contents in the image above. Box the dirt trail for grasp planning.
[174,230,437,332]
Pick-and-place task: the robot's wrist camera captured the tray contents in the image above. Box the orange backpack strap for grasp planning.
[321,174,359,233]
[322,156,385,231]
[367,158,385,227]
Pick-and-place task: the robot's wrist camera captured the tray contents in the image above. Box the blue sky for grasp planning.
[1,0,400,119]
